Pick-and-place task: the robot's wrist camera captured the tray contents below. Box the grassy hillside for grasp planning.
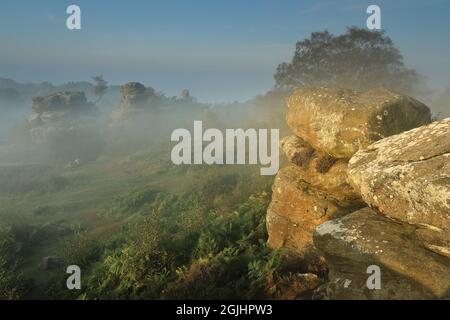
[0,140,307,299]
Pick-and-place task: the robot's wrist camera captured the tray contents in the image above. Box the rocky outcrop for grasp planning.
[348,118,450,232]
[26,91,102,161]
[286,87,431,158]
[267,90,370,258]
[267,165,363,255]
[267,87,429,257]
[268,87,449,300]
[179,89,192,100]
[313,118,450,299]
[29,91,96,128]
[32,91,91,112]
[347,117,450,260]
[119,82,155,110]
[313,208,450,299]
[111,82,161,125]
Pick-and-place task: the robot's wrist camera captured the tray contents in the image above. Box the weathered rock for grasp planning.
[28,92,97,151]
[32,91,91,114]
[286,87,431,158]
[179,89,192,100]
[267,166,364,255]
[313,208,450,299]
[121,82,146,96]
[280,136,359,200]
[111,82,161,125]
[30,92,96,127]
[280,135,315,167]
[120,82,152,109]
[348,117,450,233]
[416,226,450,259]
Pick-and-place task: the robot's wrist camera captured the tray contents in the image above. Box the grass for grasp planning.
[0,142,278,299]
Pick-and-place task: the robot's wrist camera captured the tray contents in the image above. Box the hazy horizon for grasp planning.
[1,0,450,102]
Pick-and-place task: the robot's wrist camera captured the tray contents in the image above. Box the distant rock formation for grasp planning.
[267,87,450,299]
[179,89,191,100]
[26,91,102,161]
[120,82,155,109]
[109,83,209,140]
[29,91,96,129]
[110,82,161,125]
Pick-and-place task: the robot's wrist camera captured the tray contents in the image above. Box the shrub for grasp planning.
[0,227,32,299]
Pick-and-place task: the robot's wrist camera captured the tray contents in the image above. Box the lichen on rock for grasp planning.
[348,117,450,233]
[286,87,431,158]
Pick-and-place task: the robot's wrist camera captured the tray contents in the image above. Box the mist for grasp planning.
[0,14,449,299]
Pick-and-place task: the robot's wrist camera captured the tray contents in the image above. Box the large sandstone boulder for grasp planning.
[313,208,450,300]
[286,87,431,158]
[348,118,450,233]
[267,165,364,255]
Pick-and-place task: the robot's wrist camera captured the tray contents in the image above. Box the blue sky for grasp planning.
[1,0,449,102]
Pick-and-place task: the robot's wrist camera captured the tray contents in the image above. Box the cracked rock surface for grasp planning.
[286,87,431,158]
[313,208,450,299]
[267,165,364,256]
[348,117,450,233]
[267,88,448,299]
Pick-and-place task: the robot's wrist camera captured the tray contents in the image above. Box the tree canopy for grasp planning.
[91,75,108,103]
[275,27,424,95]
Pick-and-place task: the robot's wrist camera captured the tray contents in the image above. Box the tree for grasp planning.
[91,75,108,103]
[274,27,425,95]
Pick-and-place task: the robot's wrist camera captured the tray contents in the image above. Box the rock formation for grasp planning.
[110,82,161,125]
[314,208,450,299]
[314,116,450,299]
[267,87,429,258]
[179,89,192,100]
[286,87,431,158]
[348,118,450,231]
[119,82,155,109]
[29,91,96,129]
[267,163,363,257]
[267,87,449,299]
[26,91,102,161]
